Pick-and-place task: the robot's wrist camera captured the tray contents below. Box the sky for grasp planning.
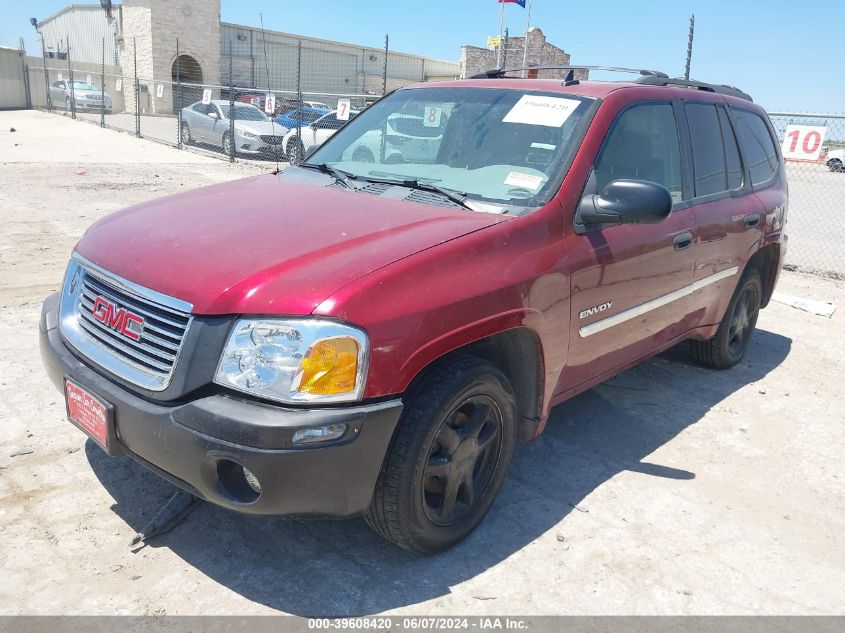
[3,0,842,112]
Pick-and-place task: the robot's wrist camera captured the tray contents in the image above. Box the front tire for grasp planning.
[690,268,762,369]
[222,132,233,157]
[365,355,517,554]
[288,139,305,165]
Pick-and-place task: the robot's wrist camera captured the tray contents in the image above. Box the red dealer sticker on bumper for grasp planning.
[65,379,110,449]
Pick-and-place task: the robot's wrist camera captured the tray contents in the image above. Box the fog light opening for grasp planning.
[292,423,348,445]
[216,459,261,503]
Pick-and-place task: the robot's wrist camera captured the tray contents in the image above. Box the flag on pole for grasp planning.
[498,0,526,6]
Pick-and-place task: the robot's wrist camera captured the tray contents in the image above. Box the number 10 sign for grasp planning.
[781,124,827,161]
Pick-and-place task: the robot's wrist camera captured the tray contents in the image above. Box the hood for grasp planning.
[236,120,288,136]
[75,171,508,315]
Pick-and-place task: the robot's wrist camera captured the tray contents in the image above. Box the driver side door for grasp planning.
[559,100,699,392]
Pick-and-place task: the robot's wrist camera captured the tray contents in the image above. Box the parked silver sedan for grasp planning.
[50,79,112,112]
[180,100,289,158]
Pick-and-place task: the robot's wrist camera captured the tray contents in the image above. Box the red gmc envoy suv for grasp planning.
[40,70,788,553]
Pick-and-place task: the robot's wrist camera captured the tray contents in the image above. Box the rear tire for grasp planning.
[181,122,193,145]
[690,268,762,369]
[829,159,844,173]
[365,355,517,554]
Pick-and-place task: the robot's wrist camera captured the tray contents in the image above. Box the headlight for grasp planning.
[214,318,368,404]
[239,129,257,139]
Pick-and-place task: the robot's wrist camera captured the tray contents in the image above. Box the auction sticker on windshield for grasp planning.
[505,171,544,190]
[503,95,581,127]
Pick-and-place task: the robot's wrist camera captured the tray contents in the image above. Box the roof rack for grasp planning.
[634,76,753,102]
[470,65,669,80]
[469,65,753,102]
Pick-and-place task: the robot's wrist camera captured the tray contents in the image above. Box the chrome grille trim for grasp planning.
[58,254,194,391]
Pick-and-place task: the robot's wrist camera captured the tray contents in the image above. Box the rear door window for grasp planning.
[686,103,728,197]
[718,107,744,190]
[733,109,779,187]
[595,102,684,203]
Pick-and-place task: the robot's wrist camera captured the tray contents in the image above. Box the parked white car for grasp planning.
[283,111,447,166]
[827,148,845,172]
[180,100,288,157]
[50,79,112,112]
[282,110,358,164]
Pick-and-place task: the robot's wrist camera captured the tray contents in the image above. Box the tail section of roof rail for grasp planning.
[469,66,670,80]
[634,76,753,102]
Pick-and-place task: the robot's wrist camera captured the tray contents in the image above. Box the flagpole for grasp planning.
[497,0,506,68]
[521,0,533,77]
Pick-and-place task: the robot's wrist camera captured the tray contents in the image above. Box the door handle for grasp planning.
[673,231,693,251]
[744,214,760,228]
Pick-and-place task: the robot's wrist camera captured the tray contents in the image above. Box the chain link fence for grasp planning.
[19,30,433,166]
[768,113,845,278]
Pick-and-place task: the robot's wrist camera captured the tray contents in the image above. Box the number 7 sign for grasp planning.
[781,124,827,161]
[337,99,351,121]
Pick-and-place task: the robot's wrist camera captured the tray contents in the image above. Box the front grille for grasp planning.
[60,258,193,391]
[261,135,284,145]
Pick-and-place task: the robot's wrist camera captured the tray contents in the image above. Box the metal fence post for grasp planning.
[18,38,32,110]
[133,36,140,137]
[39,33,52,111]
[502,28,509,70]
[294,40,302,164]
[100,37,105,127]
[382,34,389,96]
[176,38,182,149]
[228,41,235,163]
[66,38,76,118]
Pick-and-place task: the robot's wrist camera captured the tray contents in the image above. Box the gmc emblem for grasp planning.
[91,296,144,341]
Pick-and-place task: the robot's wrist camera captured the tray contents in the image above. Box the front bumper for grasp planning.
[74,98,111,110]
[39,292,403,517]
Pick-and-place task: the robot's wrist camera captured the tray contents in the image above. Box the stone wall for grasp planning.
[460,27,587,81]
[120,0,221,114]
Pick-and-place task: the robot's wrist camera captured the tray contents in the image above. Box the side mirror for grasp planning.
[208,111,219,120]
[576,179,672,230]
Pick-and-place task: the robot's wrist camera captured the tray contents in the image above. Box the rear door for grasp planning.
[562,100,699,390]
[683,100,767,319]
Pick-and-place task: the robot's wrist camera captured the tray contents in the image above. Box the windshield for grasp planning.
[224,104,269,121]
[72,82,99,91]
[308,87,594,208]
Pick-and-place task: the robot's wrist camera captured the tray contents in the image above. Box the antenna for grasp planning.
[259,13,280,173]
[684,14,695,81]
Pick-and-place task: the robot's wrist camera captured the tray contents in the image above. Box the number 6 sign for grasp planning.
[781,124,827,161]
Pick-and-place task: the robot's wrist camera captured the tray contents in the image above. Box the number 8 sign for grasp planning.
[781,124,827,161]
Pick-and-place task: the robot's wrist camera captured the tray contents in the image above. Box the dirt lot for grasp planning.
[1,111,843,616]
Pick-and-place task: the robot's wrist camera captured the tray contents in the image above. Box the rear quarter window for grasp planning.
[733,109,779,187]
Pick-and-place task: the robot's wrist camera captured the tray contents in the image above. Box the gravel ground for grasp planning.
[0,111,843,616]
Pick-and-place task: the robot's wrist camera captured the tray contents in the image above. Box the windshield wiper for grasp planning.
[300,162,355,190]
[353,174,473,210]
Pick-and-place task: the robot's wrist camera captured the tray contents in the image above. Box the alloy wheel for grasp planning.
[422,396,503,526]
[727,283,760,357]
